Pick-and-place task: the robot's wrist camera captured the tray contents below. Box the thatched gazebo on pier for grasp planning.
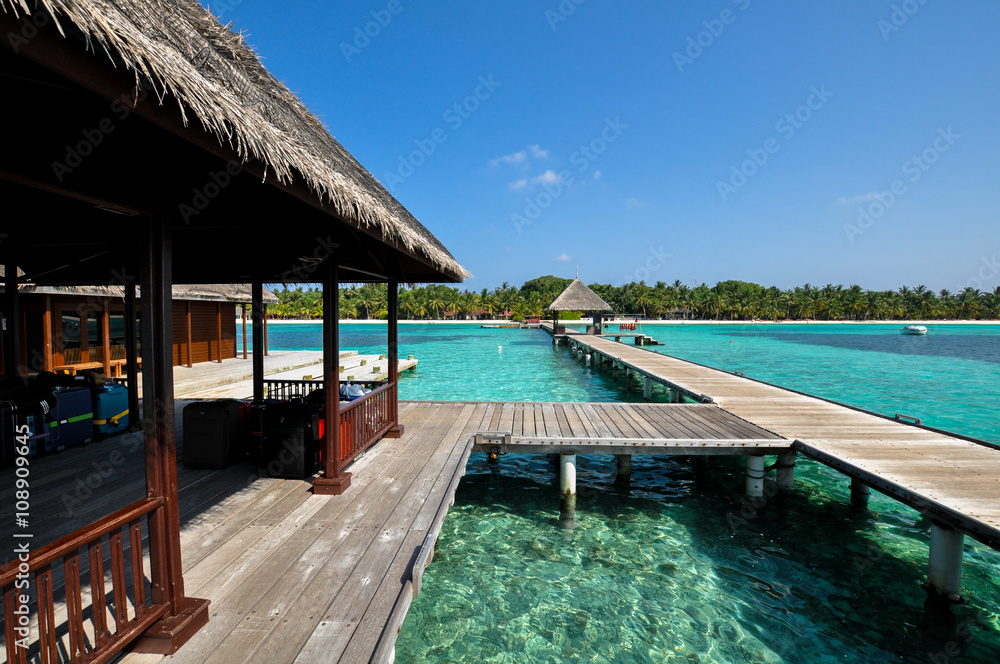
[0,0,467,660]
[545,278,613,335]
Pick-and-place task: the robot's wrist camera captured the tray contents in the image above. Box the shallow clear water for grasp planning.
[257,322,1000,663]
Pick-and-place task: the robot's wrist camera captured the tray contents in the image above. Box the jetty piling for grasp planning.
[560,454,578,526]
[851,478,871,508]
[776,451,797,491]
[927,524,965,602]
[746,455,766,499]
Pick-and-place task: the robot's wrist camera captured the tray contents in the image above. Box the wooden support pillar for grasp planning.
[80,310,90,364]
[132,220,209,654]
[263,304,269,356]
[615,454,632,483]
[102,299,112,376]
[926,523,964,603]
[251,282,264,402]
[124,282,140,432]
[850,477,870,508]
[643,376,652,401]
[2,256,20,378]
[216,303,222,363]
[745,455,765,499]
[385,281,403,438]
[241,303,248,359]
[42,295,53,372]
[559,453,577,527]
[184,301,192,368]
[776,451,796,491]
[314,260,350,495]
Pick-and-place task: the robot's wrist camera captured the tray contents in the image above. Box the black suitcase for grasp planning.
[263,402,320,478]
[182,400,244,468]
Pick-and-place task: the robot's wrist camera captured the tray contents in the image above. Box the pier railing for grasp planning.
[1,497,167,664]
[339,382,396,466]
[262,378,385,401]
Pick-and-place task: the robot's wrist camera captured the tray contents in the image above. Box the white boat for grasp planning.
[901,325,928,335]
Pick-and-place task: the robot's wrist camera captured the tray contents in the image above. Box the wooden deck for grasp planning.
[548,325,1000,549]
[3,398,777,663]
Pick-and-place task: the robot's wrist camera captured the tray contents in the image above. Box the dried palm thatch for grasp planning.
[546,279,612,312]
[2,0,469,280]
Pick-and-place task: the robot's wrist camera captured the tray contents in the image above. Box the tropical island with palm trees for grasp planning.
[265,276,1000,322]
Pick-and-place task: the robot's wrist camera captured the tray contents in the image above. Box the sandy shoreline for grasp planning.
[259,318,1000,326]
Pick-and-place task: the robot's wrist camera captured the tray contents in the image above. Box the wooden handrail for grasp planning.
[339,382,395,466]
[2,497,166,664]
[0,497,163,587]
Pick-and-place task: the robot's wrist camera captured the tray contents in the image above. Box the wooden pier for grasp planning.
[2,399,785,663]
[544,322,1000,600]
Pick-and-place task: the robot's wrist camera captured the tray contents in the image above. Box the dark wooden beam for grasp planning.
[314,259,350,495]
[124,282,140,432]
[0,169,148,217]
[102,299,111,376]
[252,282,264,402]
[42,295,53,372]
[185,301,192,368]
[384,281,403,438]
[132,219,208,654]
[2,254,21,378]
[263,304,269,357]
[241,303,247,360]
[216,303,222,363]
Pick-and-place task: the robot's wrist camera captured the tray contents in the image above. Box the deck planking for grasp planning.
[2,396,793,663]
[549,325,1000,549]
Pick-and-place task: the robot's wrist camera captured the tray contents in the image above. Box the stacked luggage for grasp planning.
[182,399,249,468]
[261,401,322,478]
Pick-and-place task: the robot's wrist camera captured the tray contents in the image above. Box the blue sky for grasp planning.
[209,0,1000,293]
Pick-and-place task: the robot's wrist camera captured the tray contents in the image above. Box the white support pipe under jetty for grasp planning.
[776,451,796,490]
[746,455,765,499]
[643,376,652,401]
[560,454,577,526]
[927,523,964,603]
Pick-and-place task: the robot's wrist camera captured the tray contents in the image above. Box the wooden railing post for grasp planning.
[252,281,264,402]
[131,219,209,654]
[314,258,350,495]
[124,281,140,432]
[385,281,404,438]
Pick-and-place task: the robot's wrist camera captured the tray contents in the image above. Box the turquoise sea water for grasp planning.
[257,322,1000,663]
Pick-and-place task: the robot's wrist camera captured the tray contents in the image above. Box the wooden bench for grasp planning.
[56,346,137,377]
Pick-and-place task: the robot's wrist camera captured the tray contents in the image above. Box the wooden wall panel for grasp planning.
[171,302,237,366]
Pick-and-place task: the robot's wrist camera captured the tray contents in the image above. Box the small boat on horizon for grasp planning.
[901,325,928,335]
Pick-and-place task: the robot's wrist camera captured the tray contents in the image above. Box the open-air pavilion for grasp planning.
[0,0,467,661]
[545,277,613,336]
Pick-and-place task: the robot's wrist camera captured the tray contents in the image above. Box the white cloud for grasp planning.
[556,253,572,262]
[489,150,527,167]
[626,197,648,209]
[528,144,549,158]
[593,170,601,179]
[534,170,561,184]
[508,178,528,190]
[836,192,881,205]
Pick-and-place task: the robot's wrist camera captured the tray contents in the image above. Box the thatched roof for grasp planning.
[1,0,468,281]
[2,283,279,304]
[546,279,612,312]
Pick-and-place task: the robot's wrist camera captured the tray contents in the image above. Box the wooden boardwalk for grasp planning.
[549,324,1000,549]
[3,399,776,663]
